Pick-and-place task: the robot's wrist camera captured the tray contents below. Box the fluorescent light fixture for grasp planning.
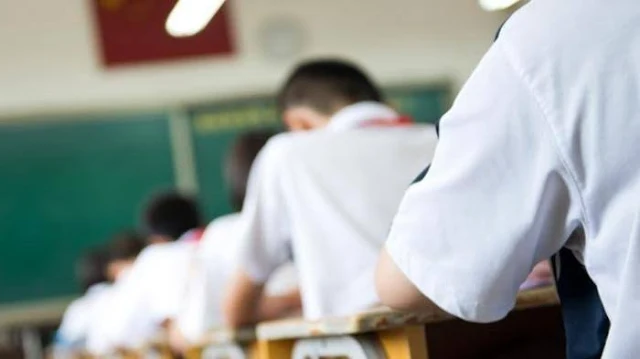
[478,0,522,11]
[166,0,226,37]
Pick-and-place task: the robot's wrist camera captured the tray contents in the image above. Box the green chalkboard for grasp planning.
[188,98,282,219]
[189,83,450,220]
[0,114,175,304]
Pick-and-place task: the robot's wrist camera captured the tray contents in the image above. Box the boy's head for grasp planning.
[105,231,146,281]
[278,59,383,131]
[75,249,108,293]
[142,192,202,244]
[224,129,278,212]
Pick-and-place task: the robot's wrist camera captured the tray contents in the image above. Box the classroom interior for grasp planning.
[0,0,569,358]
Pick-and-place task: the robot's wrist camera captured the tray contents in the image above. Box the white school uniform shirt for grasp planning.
[85,273,127,355]
[385,1,640,357]
[95,232,198,351]
[239,102,438,320]
[176,213,298,342]
[57,283,111,348]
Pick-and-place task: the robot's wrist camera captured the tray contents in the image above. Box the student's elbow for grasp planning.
[375,248,433,312]
[223,289,254,328]
[223,270,264,328]
[223,301,249,328]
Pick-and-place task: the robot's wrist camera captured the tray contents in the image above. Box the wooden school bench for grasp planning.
[255,286,565,359]
[185,326,258,359]
[112,333,174,359]
[98,328,257,359]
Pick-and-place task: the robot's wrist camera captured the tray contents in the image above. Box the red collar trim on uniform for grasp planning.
[181,228,205,243]
[359,115,414,128]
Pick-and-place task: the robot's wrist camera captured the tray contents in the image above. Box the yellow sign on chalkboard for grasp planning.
[193,104,279,134]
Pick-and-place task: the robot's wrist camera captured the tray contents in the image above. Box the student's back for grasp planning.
[56,249,109,350]
[57,283,111,349]
[485,1,639,356]
[242,125,437,318]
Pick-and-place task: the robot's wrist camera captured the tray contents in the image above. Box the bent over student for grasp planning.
[170,130,300,352]
[376,1,640,358]
[99,193,204,351]
[86,231,146,355]
[55,249,110,351]
[223,59,439,325]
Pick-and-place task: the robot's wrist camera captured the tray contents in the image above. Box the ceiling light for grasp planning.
[478,0,522,11]
[166,0,226,37]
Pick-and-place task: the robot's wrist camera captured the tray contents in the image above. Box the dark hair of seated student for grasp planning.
[142,192,202,244]
[277,59,384,131]
[75,249,109,293]
[105,231,146,281]
[224,129,279,212]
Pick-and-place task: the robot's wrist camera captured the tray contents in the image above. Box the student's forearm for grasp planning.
[256,289,302,321]
[224,271,266,327]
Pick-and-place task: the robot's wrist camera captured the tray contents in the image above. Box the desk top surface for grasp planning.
[257,286,559,341]
[195,326,257,347]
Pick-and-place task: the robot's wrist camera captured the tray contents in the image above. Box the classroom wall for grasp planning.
[0,0,507,118]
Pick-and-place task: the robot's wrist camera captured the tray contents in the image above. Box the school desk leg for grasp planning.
[378,325,428,359]
[257,339,296,359]
[247,341,260,359]
[184,346,202,359]
[120,350,141,359]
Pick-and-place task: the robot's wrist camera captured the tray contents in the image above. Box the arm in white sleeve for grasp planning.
[383,41,583,323]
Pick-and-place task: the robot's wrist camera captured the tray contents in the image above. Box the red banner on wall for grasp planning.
[91,0,235,67]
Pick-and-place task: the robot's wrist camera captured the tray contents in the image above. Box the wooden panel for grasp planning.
[257,287,559,340]
[379,325,428,359]
[257,339,296,359]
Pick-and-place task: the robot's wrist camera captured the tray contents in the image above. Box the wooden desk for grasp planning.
[185,327,258,359]
[256,286,564,359]
[110,334,173,359]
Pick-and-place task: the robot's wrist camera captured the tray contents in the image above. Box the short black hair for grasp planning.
[224,129,278,212]
[106,231,146,262]
[75,249,108,292]
[278,59,383,115]
[142,192,202,240]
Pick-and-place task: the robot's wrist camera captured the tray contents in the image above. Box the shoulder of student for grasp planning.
[199,213,244,258]
[202,213,242,241]
[261,125,437,162]
[133,241,193,271]
[498,0,624,69]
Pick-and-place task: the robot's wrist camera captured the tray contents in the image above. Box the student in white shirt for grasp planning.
[56,249,110,351]
[376,1,640,357]
[86,232,146,355]
[170,130,301,352]
[223,59,439,326]
[98,193,204,351]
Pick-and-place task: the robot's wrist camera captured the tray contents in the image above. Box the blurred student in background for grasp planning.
[86,232,146,355]
[55,248,109,351]
[98,192,204,352]
[223,59,439,326]
[170,130,300,352]
[103,231,146,283]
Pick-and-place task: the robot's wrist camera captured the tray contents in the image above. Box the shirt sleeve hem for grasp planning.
[384,238,511,323]
[243,263,273,285]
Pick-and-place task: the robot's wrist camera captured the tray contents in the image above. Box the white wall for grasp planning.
[0,0,507,118]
